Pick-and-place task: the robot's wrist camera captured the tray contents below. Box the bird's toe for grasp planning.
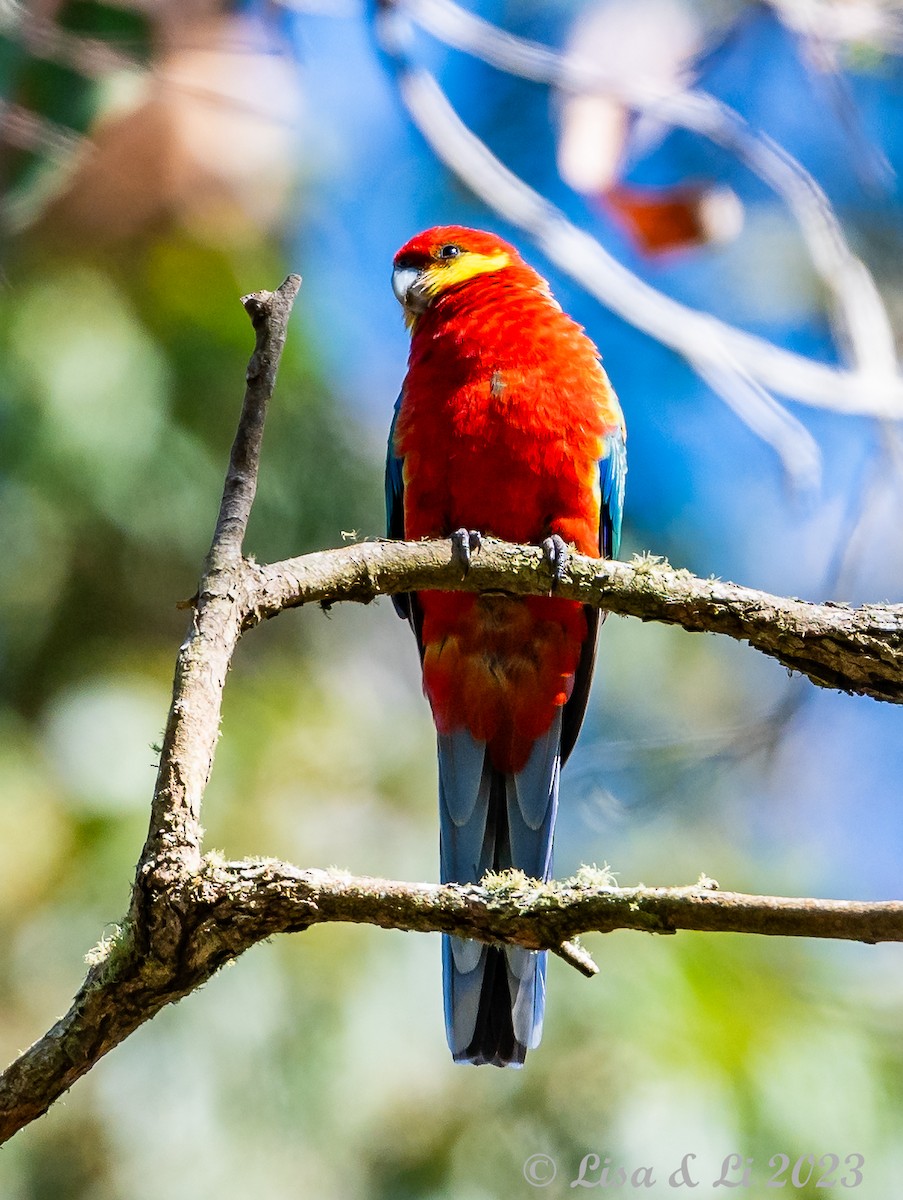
[451,528,483,573]
[541,534,570,590]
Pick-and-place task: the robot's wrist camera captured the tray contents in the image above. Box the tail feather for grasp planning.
[508,716,561,877]
[437,716,561,1067]
[442,940,543,1067]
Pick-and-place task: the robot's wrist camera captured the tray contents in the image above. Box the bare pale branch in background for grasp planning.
[373,0,903,485]
[764,0,903,53]
[398,0,899,377]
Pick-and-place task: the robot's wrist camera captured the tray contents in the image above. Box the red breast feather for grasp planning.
[396,254,619,773]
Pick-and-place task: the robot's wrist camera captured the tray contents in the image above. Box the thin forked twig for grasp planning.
[400,0,898,387]
[0,278,305,1145]
[210,276,302,564]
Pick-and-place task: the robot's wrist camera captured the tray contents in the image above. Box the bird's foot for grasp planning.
[451,528,483,573]
[542,534,570,590]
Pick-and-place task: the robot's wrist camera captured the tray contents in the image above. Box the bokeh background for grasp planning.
[2,0,903,1195]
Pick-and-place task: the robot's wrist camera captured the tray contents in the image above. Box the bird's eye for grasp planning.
[437,244,462,260]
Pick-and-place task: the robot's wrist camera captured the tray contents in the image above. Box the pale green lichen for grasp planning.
[534,880,562,899]
[482,868,532,892]
[670,566,696,582]
[631,552,669,572]
[567,862,617,889]
[629,552,694,585]
[84,921,133,988]
[325,864,354,882]
[84,926,122,968]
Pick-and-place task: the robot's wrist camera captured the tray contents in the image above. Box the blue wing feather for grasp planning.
[600,426,626,560]
[385,391,405,541]
[385,391,411,622]
[561,423,626,765]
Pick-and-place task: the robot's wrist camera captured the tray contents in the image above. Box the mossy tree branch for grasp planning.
[2,275,901,1146]
[244,541,903,704]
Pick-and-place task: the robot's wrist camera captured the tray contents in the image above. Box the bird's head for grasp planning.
[392,226,522,328]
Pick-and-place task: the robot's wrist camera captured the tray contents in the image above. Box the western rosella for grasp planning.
[386,226,626,1067]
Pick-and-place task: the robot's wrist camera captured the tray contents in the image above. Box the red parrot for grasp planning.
[386,226,626,1067]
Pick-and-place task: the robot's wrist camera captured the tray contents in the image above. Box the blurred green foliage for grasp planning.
[0,1,150,222]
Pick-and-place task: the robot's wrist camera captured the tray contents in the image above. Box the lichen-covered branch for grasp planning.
[247,540,903,704]
[3,275,902,1147]
[5,863,903,1144]
[209,276,302,565]
[198,861,903,947]
[0,277,300,1144]
[134,275,301,878]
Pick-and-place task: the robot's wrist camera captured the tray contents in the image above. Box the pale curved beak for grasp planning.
[392,265,421,307]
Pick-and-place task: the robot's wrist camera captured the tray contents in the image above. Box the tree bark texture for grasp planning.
[3,276,901,1146]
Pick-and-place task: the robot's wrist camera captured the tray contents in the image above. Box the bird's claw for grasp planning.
[451,528,483,573]
[542,534,570,590]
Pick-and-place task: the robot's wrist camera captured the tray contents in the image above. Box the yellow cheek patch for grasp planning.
[421,250,510,299]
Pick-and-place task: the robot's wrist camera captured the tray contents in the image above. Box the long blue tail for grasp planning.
[438,712,561,1067]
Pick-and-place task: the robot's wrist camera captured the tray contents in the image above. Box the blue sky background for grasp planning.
[283,0,903,902]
